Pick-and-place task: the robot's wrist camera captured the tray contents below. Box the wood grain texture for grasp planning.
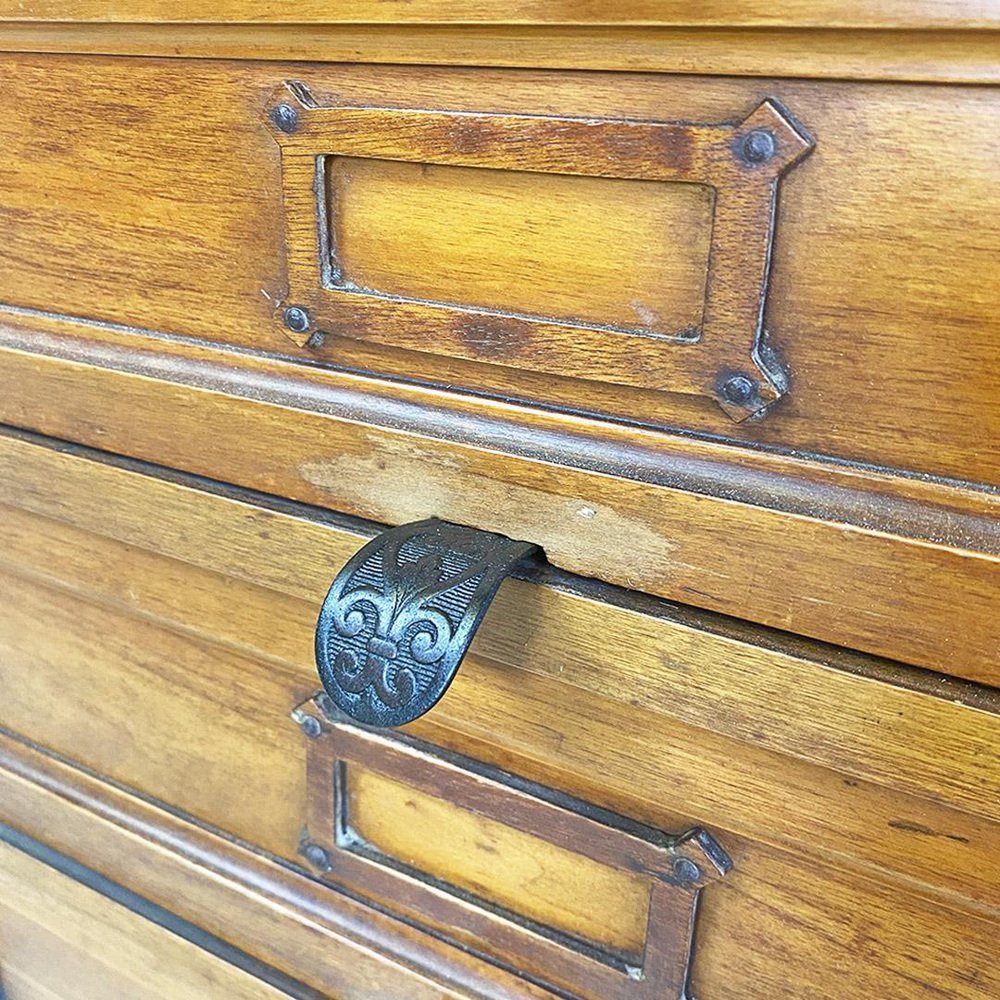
[2,558,996,916]
[303,718,728,1000]
[272,90,809,419]
[0,735,544,1000]
[0,432,996,822]
[344,764,652,958]
[1,1,997,28]
[1,653,999,1000]
[2,25,999,84]
[0,325,996,682]
[0,841,288,1000]
[0,55,998,481]
[0,436,997,919]
[327,156,712,337]
[0,433,996,824]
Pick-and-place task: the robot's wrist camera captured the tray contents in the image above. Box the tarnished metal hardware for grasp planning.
[291,694,733,999]
[264,82,815,421]
[314,519,538,727]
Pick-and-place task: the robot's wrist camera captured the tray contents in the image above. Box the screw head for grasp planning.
[298,714,322,739]
[302,842,332,871]
[283,305,310,334]
[741,128,776,165]
[720,373,757,405]
[269,103,300,134]
[673,857,702,884]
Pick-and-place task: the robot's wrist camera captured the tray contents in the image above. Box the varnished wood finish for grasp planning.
[0,576,997,999]
[0,431,995,827]
[323,157,713,356]
[269,87,812,419]
[0,56,998,481]
[0,16,996,999]
[0,433,997,998]
[299,712,729,999]
[344,765,652,957]
[1,1,996,28]
[0,840,289,1000]
[3,24,999,84]
[0,734,545,1000]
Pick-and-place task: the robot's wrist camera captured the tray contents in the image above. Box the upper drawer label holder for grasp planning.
[265,82,814,421]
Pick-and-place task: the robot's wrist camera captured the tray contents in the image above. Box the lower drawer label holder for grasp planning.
[292,693,732,1000]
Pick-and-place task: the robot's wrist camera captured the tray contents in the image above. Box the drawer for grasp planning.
[0,430,998,999]
[1,56,998,683]
[0,835,294,1000]
[1,54,998,478]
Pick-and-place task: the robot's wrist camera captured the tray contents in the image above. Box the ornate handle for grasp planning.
[314,519,538,727]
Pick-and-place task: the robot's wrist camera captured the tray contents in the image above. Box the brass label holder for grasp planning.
[265,82,814,421]
[293,694,732,1000]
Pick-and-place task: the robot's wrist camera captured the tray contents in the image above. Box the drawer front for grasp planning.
[1,54,998,480]
[1,432,998,999]
[0,837,290,1000]
[2,57,998,684]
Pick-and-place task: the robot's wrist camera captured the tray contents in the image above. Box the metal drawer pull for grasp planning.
[315,519,538,727]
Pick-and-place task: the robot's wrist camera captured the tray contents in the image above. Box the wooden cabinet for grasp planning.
[0,8,997,1000]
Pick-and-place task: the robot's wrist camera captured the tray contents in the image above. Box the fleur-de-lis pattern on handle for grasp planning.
[315,519,539,727]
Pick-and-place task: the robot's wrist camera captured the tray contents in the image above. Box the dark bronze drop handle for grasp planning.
[314,519,539,727]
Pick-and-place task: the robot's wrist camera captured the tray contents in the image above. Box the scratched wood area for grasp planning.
[0,55,998,481]
[1,325,996,682]
[0,433,995,829]
[0,841,288,1000]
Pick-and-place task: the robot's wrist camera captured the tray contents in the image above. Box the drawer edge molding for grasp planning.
[0,823,328,1000]
[0,312,997,680]
[0,26,999,86]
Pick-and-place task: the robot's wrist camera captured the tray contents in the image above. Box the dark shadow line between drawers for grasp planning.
[0,820,330,1000]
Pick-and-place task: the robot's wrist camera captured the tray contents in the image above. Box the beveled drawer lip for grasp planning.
[1,308,997,685]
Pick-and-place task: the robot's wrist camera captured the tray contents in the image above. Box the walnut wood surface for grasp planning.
[0,1,996,28]
[0,55,998,483]
[1,322,996,682]
[0,841,288,1000]
[3,24,999,83]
